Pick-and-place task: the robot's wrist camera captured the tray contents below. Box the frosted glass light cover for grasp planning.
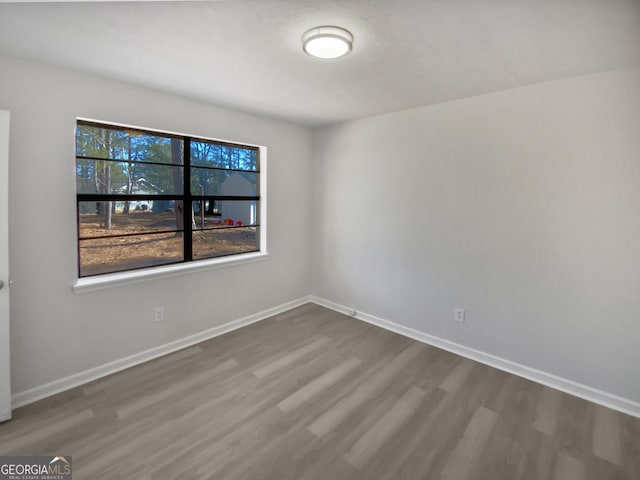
[302,26,353,59]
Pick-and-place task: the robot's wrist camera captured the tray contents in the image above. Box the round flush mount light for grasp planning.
[302,26,353,59]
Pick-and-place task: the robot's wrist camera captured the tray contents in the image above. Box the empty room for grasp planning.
[0,0,639,478]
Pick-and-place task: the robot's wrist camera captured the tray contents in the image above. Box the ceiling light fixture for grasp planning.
[302,26,353,59]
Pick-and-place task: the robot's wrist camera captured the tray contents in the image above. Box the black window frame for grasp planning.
[75,119,261,278]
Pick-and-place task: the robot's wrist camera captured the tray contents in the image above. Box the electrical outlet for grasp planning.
[454,308,465,323]
[154,306,165,323]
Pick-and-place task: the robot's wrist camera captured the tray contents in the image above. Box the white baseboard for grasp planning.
[12,296,312,409]
[310,296,640,418]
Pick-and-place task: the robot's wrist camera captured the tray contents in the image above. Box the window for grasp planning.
[76,120,261,277]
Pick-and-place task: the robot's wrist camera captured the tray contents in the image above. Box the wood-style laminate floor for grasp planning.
[1,303,639,479]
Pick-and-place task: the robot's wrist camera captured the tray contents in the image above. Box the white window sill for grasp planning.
[73,251,268,294]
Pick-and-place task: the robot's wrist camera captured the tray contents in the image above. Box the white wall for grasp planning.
[0,56,312,395]
[312,68,640,403]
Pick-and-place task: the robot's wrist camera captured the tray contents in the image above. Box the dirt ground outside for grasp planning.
[78,211,258,276]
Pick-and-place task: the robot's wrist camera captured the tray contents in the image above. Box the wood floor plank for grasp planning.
[277,357,361,413]
[1,303,638,480]
[360,385,452,479]
[531,385,562,436]
[554,394,593,459]
[438,357,476,393]
[115,357,240,419]
[252,336,331,378]
[82,345,203,395]
[307,342,424,437]
[344,385,426,469]
[622,414,640,479]
[439,405,499,479]
[515,430,557,480]
[0,408,95,454]
[382,401,471,479]
[591,404,622,466]
[553,452,587,480]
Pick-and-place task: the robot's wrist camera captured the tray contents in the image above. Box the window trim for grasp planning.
[73,250,268,294]
[74,118,267,285]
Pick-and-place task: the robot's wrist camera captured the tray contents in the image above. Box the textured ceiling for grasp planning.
[0,0,639,126]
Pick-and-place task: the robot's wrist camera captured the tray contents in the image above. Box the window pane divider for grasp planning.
[79,229,184,241]
[183,137,193,262]
[191,165,259,173]
[76,155,181,169]
[78,194,182,202]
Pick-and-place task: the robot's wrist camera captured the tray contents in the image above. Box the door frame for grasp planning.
[0,109,11,422]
